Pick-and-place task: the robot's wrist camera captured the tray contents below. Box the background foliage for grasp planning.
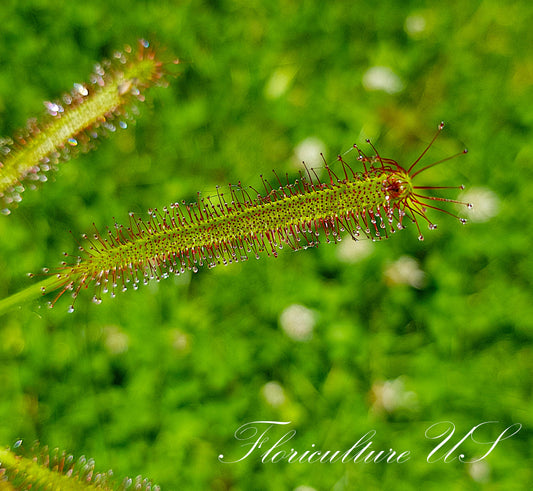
[1,0,532,489]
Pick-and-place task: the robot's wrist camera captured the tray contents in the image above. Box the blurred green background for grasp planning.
[1,0,532,489]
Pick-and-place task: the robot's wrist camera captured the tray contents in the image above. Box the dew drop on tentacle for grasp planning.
[44,101,62,116]
[73,82,89,96]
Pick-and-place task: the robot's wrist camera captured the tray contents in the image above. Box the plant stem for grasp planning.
[0,276,57,316]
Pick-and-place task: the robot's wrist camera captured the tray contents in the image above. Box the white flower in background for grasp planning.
[261,381,286,407]
[458,187,499,223]
[337,236,374,263]
[468,461,490,483]
[170,329,190,353]
[384,255,426,289]
[362,66,404,94]
[279,304,316,341]
[102,325,129,355]
[404,14,427,37]
[370,378,418,414]
[293,136,327,173]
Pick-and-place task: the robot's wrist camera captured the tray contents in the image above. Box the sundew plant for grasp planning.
[10,123,469,313]
[1,1,533,490]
